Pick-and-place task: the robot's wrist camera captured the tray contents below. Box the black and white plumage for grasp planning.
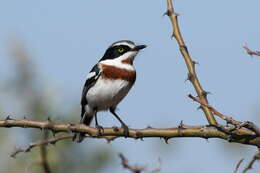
[74,40,146,143]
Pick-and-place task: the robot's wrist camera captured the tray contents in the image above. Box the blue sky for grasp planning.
[1,0,260,172]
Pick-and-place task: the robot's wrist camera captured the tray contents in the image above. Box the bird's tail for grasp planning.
[73,113,93,143]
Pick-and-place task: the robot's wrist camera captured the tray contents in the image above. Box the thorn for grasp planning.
[163,9,170,17]
[5,115,14,120]
[162,12,167,17]
[146,125,153,129]
[192,60,199,66]
[197,105,203,110]
[185,73,194,82]
[202,91,211,97]
[178,120,184,128]
[47,117,52,122]
[171,32,175,38]
[178,121,184,136]
[164,137,170,144]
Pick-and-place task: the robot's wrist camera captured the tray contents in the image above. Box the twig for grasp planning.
[165,0,217,125]
[188,94,260,136]
[119,153,144,173]
[40,130,52,173]
[188,94,241,126]
[11,134,74,158]
[118,153,161,173]
[242,150,260,173]
[233,159,244,173]
[243,43,260,56]
[1,118,259,147]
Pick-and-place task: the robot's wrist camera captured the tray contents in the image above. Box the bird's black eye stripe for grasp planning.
[115,45,131,53]
[99,45,132,61]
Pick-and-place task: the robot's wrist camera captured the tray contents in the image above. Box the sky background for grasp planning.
[1,0,260,173]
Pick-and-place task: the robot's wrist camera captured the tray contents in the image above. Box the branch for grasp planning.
[242,150,260,173]
[188,94,260,136]
[165,0,217,125]
[1,118,260,147]
[40,130,52,173]
[119,153,144,173]
[11,134,74,158]
[233,159,244,173]
[243,43,260,56]
[118,153,161,173]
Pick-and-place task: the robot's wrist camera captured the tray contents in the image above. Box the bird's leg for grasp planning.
[94,112,104,136]
[109,108,129,137]
[73,112,87,142]
[80,112,86,124]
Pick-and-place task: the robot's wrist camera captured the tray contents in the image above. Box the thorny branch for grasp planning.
[165,0,217,125]
[188,94,260,136]
[2,0,260,172]
[243,43,260,56]
[165,0,260,171]
[11,134,74,158]
[1,117,259,147]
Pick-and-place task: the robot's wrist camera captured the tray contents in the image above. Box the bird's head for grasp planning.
[99,40,146,64]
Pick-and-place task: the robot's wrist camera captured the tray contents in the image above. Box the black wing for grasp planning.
[81,64,101,117]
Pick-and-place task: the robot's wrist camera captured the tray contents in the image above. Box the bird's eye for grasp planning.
[117,48,125,53]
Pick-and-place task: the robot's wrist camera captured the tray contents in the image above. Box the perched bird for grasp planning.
[74,40,146,143]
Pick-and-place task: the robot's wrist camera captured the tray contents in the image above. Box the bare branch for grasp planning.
[119,153,144,173]
[233,159,244,173]
[242,150,260,173]
[40,130,52,173]
[165,0,217,125]
[1,118,259,148]
[118,154,161,173]
[243,43,260,56]
[11,134,74,158]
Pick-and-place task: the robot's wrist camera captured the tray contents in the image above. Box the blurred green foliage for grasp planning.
[0,39,114,173]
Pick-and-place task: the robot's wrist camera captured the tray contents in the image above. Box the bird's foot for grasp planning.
[96,125,104,136]
[121,124,129,137]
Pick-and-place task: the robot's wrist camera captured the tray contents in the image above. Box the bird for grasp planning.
[74,40,146,143]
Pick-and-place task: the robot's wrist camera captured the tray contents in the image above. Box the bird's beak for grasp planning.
[132,45,147,51]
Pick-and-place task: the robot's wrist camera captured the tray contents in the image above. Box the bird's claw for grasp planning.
[96,125,104,136]
[121,124,129,137]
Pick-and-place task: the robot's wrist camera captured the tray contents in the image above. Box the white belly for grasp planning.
[86,78,133,111]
